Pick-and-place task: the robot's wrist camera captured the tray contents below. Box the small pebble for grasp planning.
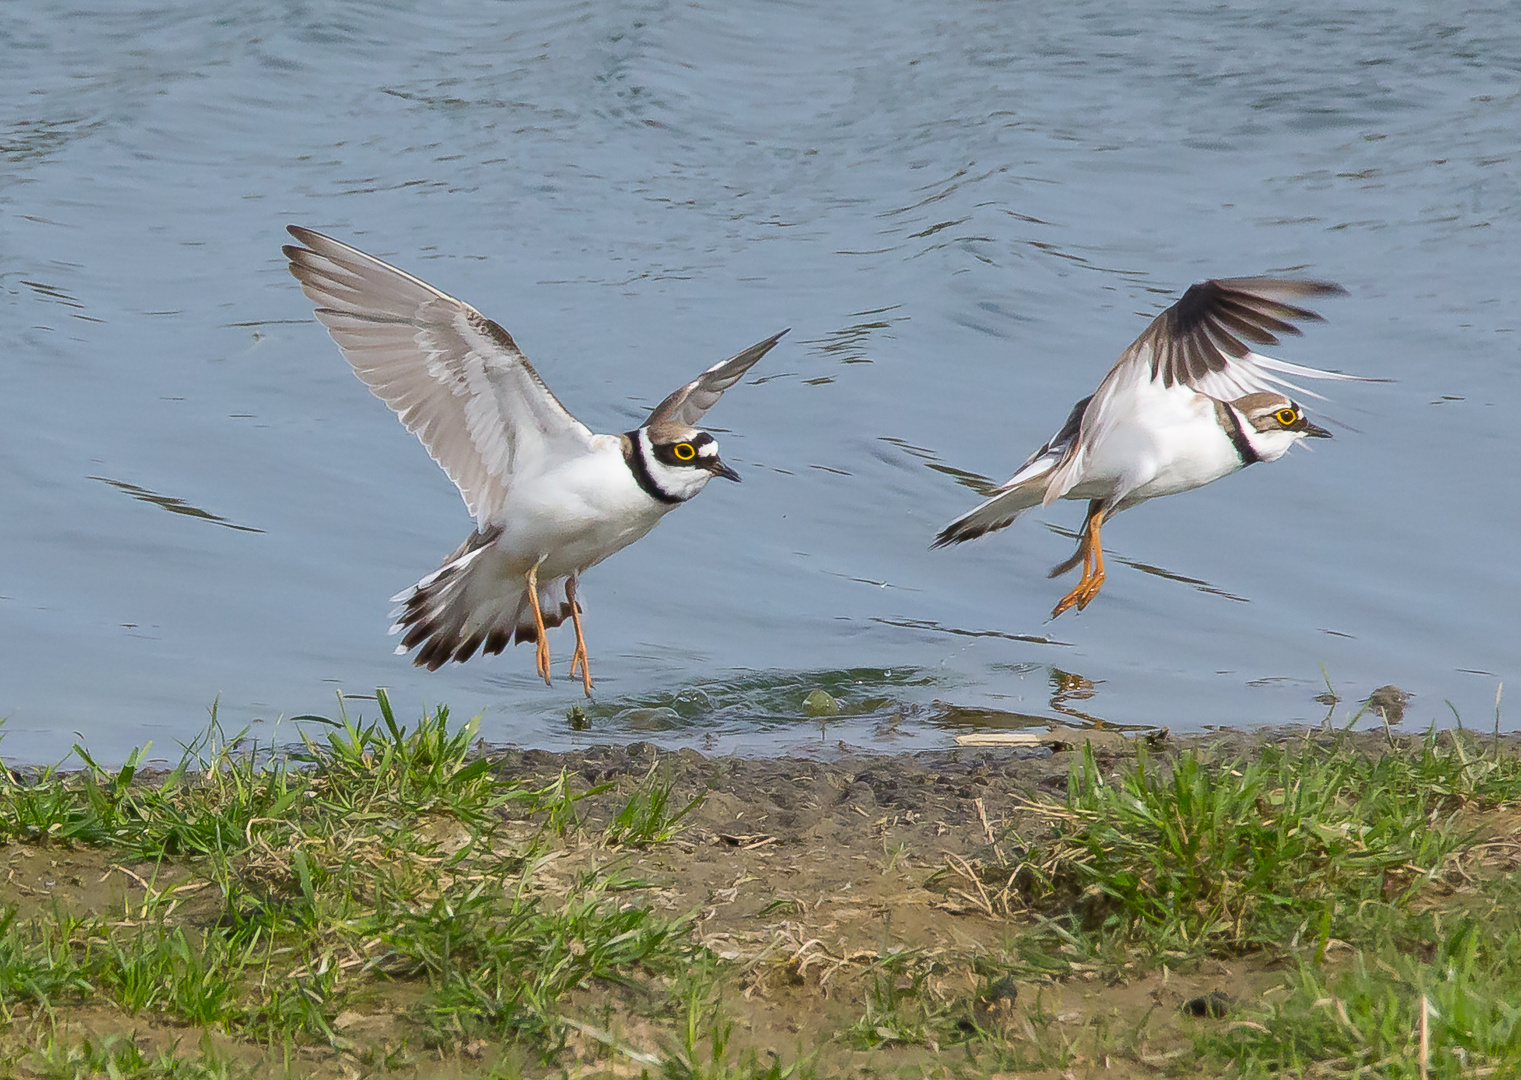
[803,689,839,717]
[1182,991,1231,1019]
[972,976,1020,1028]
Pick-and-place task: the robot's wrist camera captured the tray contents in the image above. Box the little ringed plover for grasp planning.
[285,226,786,694]
[934,277,1363,617]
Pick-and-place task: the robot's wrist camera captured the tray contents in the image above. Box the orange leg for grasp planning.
[566,576,593,698]
[1051,506,1109,618]
[1076,515,1108,610]
[526,563,552,686]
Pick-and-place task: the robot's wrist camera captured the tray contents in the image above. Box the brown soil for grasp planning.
[477,732,1318,1076]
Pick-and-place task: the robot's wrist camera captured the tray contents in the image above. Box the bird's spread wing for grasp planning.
[1119,277,1358,401]
[284,226,594,525]
[643,329,788,428]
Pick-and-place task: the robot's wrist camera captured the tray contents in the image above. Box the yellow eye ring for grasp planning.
[1275,408,1298,427]
[673,442,696,461]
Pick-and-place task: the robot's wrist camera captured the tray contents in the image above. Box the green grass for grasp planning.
[0,692,716,1075]
[1200,897,1521,1077]
[26,1033,241,1080]
[386,864,695,1045]
[845,947,948,1051]
[604,764,706,848]
[918,729,1521,1075]
[999,732,1521,953]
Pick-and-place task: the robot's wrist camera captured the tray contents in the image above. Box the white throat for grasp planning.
[1239,422,1301,464]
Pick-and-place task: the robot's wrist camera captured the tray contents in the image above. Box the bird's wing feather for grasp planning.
[285,226,594,525]
[643,329,788,428]
[1119,277,1363,400]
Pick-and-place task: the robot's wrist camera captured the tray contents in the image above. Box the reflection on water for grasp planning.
[544,668,966,754]
[577,667,936,736]
[868,616,1065,648]
[21,278,86,310]
[1041,524,1251,605]
[923,666,1151,733]
[1047,667,1105,728]
[1,117,103,165]
[879,436,1002,496]
[928,700,1053,732]
[805,306,905,365]
[92,477,264,534]
[924,461,1002,498]
[552,661,1147,752]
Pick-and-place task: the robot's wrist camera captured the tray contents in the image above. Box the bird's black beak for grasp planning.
[1302,419,1332,439]
[706,458,741,482]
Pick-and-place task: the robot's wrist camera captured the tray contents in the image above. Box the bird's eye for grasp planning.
[673,442,696,461]
[1275,408,1298,427]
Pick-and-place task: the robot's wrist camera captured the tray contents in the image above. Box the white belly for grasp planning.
[1067,380,1246,509]
[489,436,672,579]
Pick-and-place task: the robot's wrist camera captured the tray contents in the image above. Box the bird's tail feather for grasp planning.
[389,531,576,670]
[932,480,1047,547]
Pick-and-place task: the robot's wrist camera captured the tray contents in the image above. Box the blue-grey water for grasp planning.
[2,1,1518,763]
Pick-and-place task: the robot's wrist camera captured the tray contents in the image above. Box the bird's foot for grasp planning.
[1052,569,1106,618]
[569,641,593,698]
[1075,570,1107,611]
[1051,585,1084,619]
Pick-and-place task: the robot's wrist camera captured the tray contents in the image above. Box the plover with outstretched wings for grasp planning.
[935,277,1365,617]
[285,226,785,693]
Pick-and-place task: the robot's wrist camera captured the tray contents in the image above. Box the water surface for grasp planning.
[2,0,1518,761]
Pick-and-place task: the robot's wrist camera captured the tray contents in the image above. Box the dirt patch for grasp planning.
[472,732,1345,1074]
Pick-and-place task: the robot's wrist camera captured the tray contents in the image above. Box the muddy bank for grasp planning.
[471,726,1462,1076]
[487,724,1419,857]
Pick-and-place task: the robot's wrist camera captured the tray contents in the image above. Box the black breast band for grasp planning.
[1216,402,1261,467]
[624,430,683,505]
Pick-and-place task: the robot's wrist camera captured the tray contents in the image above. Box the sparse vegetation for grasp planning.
[0,694,710,1077]
[995,735,1521,950]
[1197,902,1521,1077]
[0,700,1518,1077]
